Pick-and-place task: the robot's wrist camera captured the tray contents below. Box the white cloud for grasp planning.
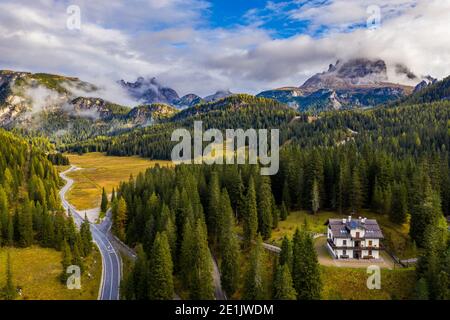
[0,0,449,100]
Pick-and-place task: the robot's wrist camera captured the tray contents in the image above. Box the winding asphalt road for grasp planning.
[59,166,121,300]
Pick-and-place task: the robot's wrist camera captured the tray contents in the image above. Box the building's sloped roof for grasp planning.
[327,218,384,239]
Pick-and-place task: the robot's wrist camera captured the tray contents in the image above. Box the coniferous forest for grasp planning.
[0,129,93,297]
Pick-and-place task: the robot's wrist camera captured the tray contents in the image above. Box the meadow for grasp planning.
[64,152,173,210]
[0,246,101,300]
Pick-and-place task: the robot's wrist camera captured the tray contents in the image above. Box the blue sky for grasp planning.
[207,0,311,38]
[0,0,449,99]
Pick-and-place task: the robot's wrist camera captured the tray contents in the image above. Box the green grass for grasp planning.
[64,152,173,210]
[0,246,101,300]
[270,210,417,259]
[321,266,416,300]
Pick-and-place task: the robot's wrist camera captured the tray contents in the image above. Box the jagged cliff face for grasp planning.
[257,58,415,112]
[119,77,180,105]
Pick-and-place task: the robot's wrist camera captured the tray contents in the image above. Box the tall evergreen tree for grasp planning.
[243,177,258,247]
[311,178,320,214]
[350,167,363,213]
[292,228,322,300]
[273,264,297,300]
[390,183,408,224]
[258,176,273,239]
[148,232,174,300]
[3,252,16,300]
[218,189,240,297]
[243,235,267,300]
[100,187,108,213]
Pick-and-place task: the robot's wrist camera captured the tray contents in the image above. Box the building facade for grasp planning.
[326,217,384,259]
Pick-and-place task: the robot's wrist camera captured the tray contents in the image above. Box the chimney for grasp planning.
[342,218,346,224]
[348,216,351,222]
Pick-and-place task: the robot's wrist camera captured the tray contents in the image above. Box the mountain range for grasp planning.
[257,58,420,111]
[0,57,447,143]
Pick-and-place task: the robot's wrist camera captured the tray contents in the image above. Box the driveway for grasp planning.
[314,237,396,270]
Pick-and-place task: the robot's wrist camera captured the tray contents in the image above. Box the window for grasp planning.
[368,250,372,256]
[356,232,360,238]
[343,240,347,246]
[343,250,346,255]
[368,240,373,246]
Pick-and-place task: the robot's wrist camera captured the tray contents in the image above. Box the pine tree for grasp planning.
[273,264,297,300]
[415,277,429,300]
[258,176,273,239]
[72,241,84,273]
[311,178,320,214]
[243,235,267,300]
[292,228,322,300]
[390,183,408,224]
[111,188,116,203]
[18,197,33,247]
[350,168,363,213]
[113,197,127,241]
[0,186,8,245]
[60,240,73,283]
[280,201,289,221]
[243,177,258,247]
[191,220,215,300]
[133,244,149,299]
[281,180,291,209]
[3,252,16,300]
[279,236,293,270]
[218,189,240,297]
[80,215,93,256]
[207,172,221,240]
[148,232,174,300]
[101,187,108,213]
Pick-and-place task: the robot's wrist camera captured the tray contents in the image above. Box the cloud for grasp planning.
[0,0,449,99]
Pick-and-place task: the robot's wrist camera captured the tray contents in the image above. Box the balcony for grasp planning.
[327,239,382,250]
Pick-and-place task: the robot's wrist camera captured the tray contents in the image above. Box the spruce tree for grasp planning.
[258,176,273,239]
[350,168,363,213]
[280,201,288,221]
[18,197,33,247]
[279,236,293,270]
[243,176,258,247]
[390,183,408,224]
[101,187,108,213]
[218,189,240,297]
[133,244,149,300]
[273,264,297,300]
[148,232,174,300]
[3,252,16,300]
[311,178,320,214]
[60,240,73,283]
[207,172,221,240]
[292,228,322,300]
[243,235,267,300]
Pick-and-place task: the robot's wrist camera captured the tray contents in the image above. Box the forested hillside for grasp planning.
[62,95,298,158]
[392,75,450,106]
[0,129,92,298]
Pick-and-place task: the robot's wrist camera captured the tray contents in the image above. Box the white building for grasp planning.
[325,216,384,259]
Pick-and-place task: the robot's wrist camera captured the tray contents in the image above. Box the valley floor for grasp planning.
[64,152,173,210]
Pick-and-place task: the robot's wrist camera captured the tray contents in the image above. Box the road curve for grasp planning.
[59,166,121,300]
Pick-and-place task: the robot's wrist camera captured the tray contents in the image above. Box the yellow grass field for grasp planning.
[321,266,416,300]
[64,152,173,210]
[0,246,101,300]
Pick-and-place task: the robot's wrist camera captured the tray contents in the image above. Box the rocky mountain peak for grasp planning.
[120,77,180,105]
[301,58,389,92]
